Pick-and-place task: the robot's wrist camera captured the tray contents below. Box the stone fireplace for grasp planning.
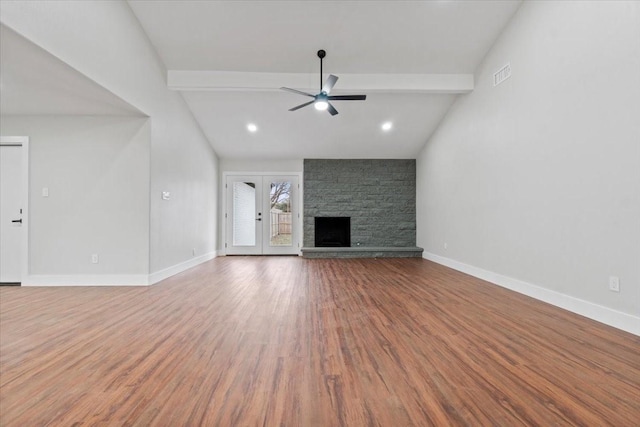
[302,159,423,258]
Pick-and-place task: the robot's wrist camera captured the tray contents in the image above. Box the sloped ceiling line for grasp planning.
[0,24,145,117]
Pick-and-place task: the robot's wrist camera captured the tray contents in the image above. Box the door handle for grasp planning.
[256,218,262,221]
[11,219,22,224]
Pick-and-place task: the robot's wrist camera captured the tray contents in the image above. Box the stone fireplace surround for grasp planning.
[302,159,423,258]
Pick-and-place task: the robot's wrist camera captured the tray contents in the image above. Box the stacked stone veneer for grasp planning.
[303,159,416,248]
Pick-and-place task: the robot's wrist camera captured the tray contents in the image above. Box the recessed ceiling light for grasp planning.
[382,121,393,131]
[247,123,257,133]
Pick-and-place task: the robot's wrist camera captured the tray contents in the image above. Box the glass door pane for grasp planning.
[269,181,292,247]
[262,175,299,255]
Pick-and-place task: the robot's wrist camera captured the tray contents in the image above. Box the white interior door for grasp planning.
[226,174,300,255]
[0,145,23,282]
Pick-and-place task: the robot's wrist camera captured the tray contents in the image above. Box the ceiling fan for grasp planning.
[281,49,366,116]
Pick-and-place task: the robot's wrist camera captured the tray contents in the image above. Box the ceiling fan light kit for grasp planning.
[281,49,367,116]
[314,99,329,111]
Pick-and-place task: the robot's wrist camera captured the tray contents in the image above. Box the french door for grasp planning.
[225,175,300,255]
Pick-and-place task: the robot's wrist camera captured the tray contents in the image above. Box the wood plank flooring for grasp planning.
[1,257,639,426]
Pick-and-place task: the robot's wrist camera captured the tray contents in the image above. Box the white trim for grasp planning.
[0,136,30,284]
[23,275,150,286]
[423,252,640,336]
[21,251,217,287]
[148,251,216,285]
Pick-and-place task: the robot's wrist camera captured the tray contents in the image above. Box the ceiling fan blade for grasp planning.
[327,103,339,116]
[281,87,315,98]
[322,74,339,94]
[327,94,367,101]
[288,100,315,111]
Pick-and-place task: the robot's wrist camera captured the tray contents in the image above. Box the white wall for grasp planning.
[1,1,219,276]
[220,159,303,174]
[416,1,640,333]
[1,116,150,278]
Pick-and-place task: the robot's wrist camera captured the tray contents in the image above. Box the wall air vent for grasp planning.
[493,62,511,86]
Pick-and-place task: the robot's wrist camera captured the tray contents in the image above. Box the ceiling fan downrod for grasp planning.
[317,49,326,92]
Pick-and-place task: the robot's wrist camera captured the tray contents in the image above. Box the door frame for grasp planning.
[222,171,303,256]
[0,136,30,283]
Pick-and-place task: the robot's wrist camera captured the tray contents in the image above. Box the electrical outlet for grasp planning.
[91,254,99,264]
[444,242,448,250]
[608,276,620,292]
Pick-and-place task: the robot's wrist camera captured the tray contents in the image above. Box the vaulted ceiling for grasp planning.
[1,1,523,160]
[0,25,142,116]
[129,0,521,160]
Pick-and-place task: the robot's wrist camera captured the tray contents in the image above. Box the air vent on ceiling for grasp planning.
[493,62,511,86]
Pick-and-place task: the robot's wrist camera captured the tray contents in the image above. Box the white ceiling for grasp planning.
[183,90,457,159]
[1,1,523,160]
[128,0,522,160]
[128,0,521,74]
[0,25,143,116]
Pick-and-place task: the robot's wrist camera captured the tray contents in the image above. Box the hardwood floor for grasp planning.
[1,257,638,426]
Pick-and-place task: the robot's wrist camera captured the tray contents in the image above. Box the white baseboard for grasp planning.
[149,251,217,285]
[23,274,150,286]
[21,252,218,287]
[423,252,639,336]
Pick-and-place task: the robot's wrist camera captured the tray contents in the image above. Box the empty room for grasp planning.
[0,1,638,425]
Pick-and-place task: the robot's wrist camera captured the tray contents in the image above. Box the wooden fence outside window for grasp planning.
[270,210,292,238]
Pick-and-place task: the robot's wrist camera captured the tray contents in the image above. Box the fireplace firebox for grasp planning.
[315,217,350,247]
